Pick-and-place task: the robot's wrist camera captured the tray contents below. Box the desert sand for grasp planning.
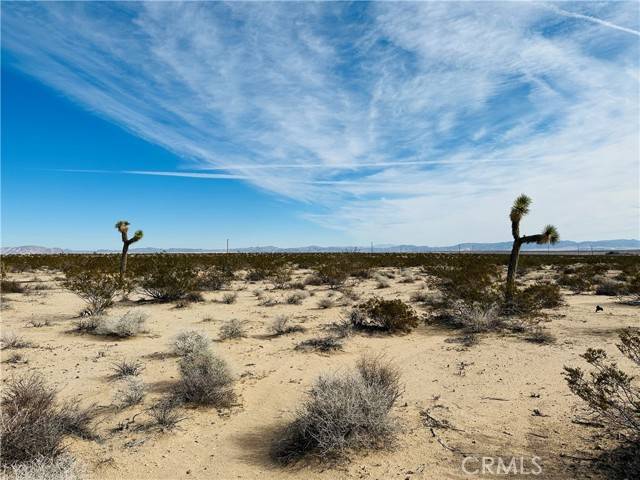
[1,267,638,480]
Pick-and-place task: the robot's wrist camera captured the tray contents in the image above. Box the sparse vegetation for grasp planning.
[148,398,185,431]
[1,280,27,294]
[76,311,148,338]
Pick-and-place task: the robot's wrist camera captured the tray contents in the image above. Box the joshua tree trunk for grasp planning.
[505,239,522,299]
[120,240,130,281]
[504,195,559,304]
[115,221,143,281]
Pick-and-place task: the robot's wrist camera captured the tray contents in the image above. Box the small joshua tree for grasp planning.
[115,221,143,280]
[505,195,559,303]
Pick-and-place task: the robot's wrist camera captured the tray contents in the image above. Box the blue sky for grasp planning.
[2,1,639,249]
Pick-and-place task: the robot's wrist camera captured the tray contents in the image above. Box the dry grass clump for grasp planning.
[176,351,235,407]
[295,336,343,353]
[270,315,305,336]
[1,332,34,350]
[113,376,145,408]
[317,297,334,309]
[5,352,28,364]
[8,454,84,480]
[453,301,502,333]
[259,296,280,307]
[272,356,401,463]
[172,330,210,357]
[220,292,238,304]
[111,359,144,378]
[147,398,186,431]
[0,374,96,467]
[350,298,419,333]
[219,319,247,340]
[25,318,52,328]
[286,291,308,305]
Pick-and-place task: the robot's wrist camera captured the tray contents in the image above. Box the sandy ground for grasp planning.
[1,267,638,480]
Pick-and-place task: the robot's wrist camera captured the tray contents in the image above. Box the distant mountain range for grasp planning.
[2,239,638,255]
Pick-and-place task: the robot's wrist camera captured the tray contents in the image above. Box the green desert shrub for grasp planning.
[272,356,401,462]
[199,266,234,291]
[63,271,120,315]
[140,257,198,301]
[350,298,419,333]
[564,329,640,476]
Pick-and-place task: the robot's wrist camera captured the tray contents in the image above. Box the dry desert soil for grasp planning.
[1,267,638,480]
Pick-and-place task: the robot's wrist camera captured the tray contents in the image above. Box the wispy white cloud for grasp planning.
[3,1,638,243]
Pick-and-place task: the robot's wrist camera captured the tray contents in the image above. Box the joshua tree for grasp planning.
[115,220,143,280]
[505,195,559,302]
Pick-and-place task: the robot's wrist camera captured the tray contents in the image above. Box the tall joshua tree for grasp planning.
[115,220,143,280]
[505,195,559,302]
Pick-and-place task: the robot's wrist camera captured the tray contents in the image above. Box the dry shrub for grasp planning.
[113,376,145,408]
[148,398,185,431]
[295,336,343,353]
[286,291,307,305]
[595,278,628,296]
[63,271,120,315]
[452,301,502,333]
[1,280,27,294]
[270,315,305,336]
[1,375,96,467]
[93,311,148,338]
[176,351,235,407]
[350,298,418,333]
[219,319,247,340]
[8,454,83,480]
[272,356,401,463]
[1,333,34,350]
[173,330,210,357]
[220,292,238,304]
[317,297,334,309]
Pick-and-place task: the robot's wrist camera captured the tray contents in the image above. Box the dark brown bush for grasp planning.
[350,297,419,333]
